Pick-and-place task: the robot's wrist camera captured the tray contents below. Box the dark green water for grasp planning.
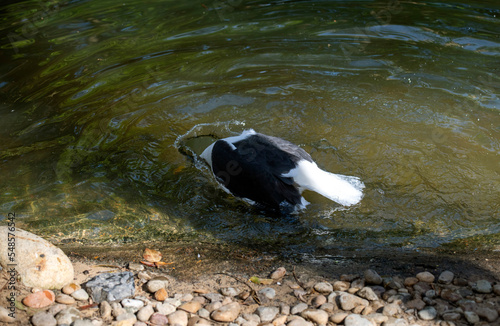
[1,0,499,255]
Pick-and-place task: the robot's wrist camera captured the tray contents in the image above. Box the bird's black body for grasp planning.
[210,133,311,211]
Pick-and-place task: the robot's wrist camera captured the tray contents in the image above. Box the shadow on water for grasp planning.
[0,0,499,268]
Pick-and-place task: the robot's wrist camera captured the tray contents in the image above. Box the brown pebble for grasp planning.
[404,277,419,287]
[155,288,168,301]
[23,290,55,308]
[180,301,202,313]
[55,293,76,305]
[270,267,287,280]
[193,288,210,294]
[62,283,81,295]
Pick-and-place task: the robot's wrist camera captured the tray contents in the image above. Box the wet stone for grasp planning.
[416,272,435,283]
[473,280,493,294]
[418,306,437,320]
[364,270,383,285]
[438,271,454,284]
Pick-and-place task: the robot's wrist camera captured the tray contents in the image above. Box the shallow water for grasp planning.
[1,0,499,255]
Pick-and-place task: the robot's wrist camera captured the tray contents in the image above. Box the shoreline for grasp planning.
[1,240,499,325]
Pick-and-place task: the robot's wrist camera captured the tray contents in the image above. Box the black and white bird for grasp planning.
[200,129,364,212]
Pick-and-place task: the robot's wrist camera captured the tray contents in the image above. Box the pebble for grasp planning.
[416,272,435,283]
[62,283,81,295]
[137,305,154,321]
[72,288,90,301]
[382,303,401,317]
[438,271,454,284]
[147,279,168,293]
[85,271,135,302]
[23,290,55,308]
[156,302,177,315]
[403,277,419,287]
[204,292,224,302]
[55,307,82,325]
[211,302,241,322]
[475,305,498,322]
[311,295,326,307]
[116,312,137,323]
[259,287,276,300]
[122,299,144,312]
[0,306,16,323]
[287,318,313,326]
[155,288,168,301]
[221,287,240,297]
[179,301,202,313]
[330,312,349,324]
[332,281,350,291]
[473,280,493,293]
[150,312,168,325]
[364,269,383,285]
[339,292,369,311]
[128,262,145,271]
[406,298,425,311]
[440,289,461,302]
[56,293,76,305]
[418,306,437,320]
[357,287,379,301]
[344,314,373,326]
[494,284,500,295]
[100,301,112,319]
[464,311,480,324]
[291,302,308,315]
[301,309,328,325]
[73,320,95,326]
[314,282,333,293]
[256,306,280,322]
[270,267,286,279]
[167,310,188,326]
[31,312,57,326]
[198,308,210,319]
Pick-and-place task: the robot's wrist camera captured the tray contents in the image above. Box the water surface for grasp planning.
[1,0,499,255]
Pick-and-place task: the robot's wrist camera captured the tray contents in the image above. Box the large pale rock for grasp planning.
[0,227,74,289]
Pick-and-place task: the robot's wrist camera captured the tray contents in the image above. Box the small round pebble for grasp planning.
[147,279,168,293]
[270,267,286,279]
[221,287,239,297]
[71,289,89,301]
[167,310,188,326]
[438,270,454,284]
[122,298,144,312]
[314,282,333,293]
[416,272,435,283]
[155,288,168,301]
[56,293,76,305]
[150,313,168,325]
[258,287,276,300]
[473,279,493,293]
[23,290,55,308]
[62,283,81,295]
[137,305,154,322]
[301,309,329,325]
[156,302,177,315]
[211,302,241,322]
[418,306,437,320]
[31,312,57,326]
[291,302,308,315]
[364,269,383,285]
[287,318,313,326]
[344,314,373,326]
[256,306,279,323]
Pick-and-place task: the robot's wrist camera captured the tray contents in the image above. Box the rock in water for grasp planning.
[0,227,74,289]
[84,271,135,302]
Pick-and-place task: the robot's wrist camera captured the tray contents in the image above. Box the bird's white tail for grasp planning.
[283,160,364,206]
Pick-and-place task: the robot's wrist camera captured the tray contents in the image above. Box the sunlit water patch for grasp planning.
[0,0,499,255]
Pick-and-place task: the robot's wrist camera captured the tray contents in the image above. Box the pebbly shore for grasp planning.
[1,260,500,326]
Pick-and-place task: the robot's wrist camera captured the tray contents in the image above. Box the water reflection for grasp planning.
[0,0,499,253]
